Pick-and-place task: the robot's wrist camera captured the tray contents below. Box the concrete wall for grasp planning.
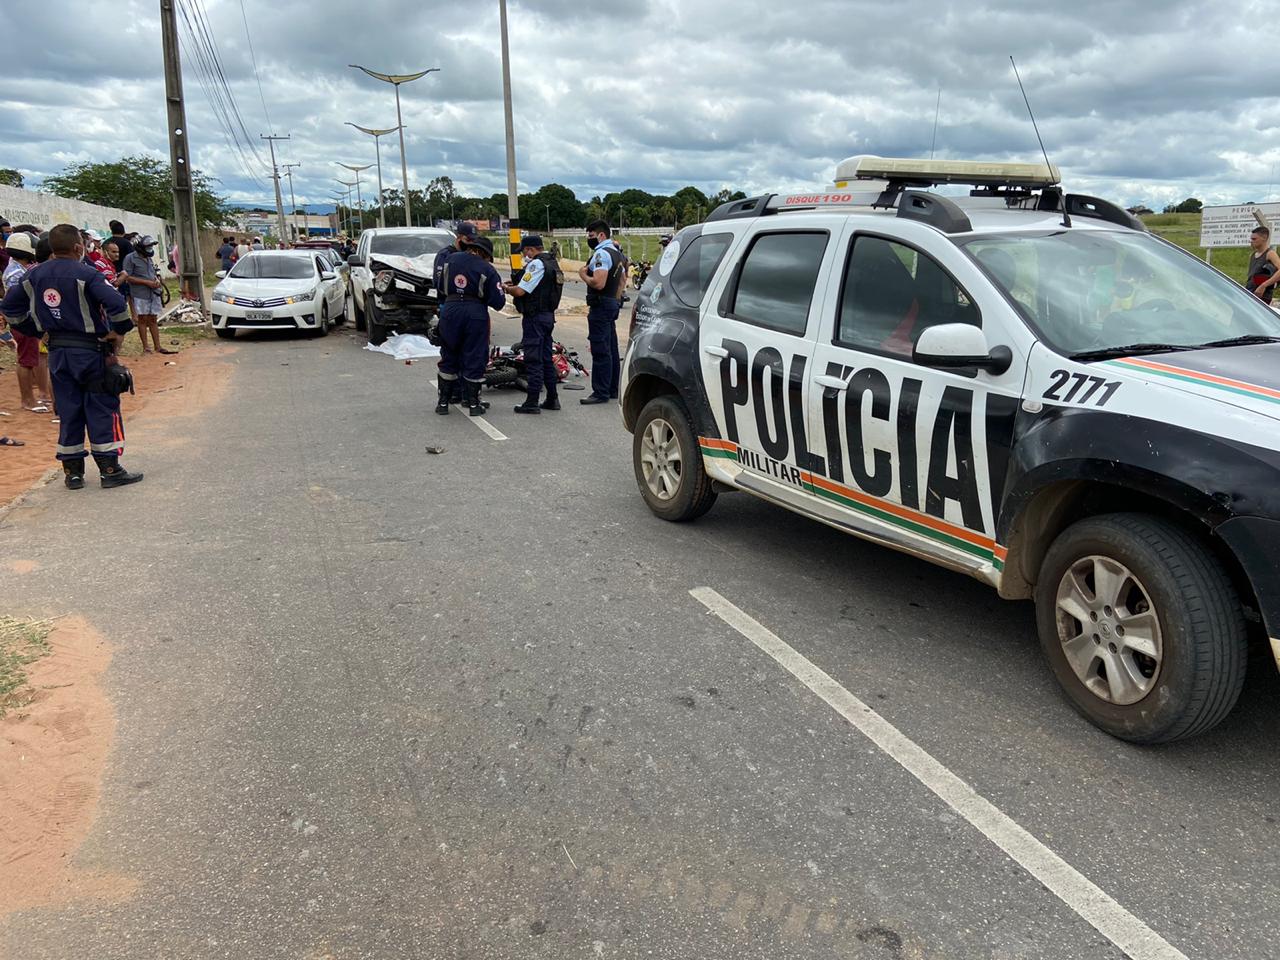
[0,185,168,246]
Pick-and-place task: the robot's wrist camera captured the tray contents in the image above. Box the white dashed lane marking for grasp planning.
[427,380,508,441]
[690,586,1189,960]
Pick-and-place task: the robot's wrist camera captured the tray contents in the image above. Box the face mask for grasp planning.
[587,237,599,250]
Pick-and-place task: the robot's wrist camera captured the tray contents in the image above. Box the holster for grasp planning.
[86,363,135,397]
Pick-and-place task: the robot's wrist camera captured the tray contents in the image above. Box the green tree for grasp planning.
[44,155,229,227]
[530,183,584,229]
[1173,197,1203,214]
[0,168,23,188]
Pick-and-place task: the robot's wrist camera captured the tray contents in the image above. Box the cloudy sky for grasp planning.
[5,0,1278,213]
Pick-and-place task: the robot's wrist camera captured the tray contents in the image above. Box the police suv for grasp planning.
[621,156,1280,744]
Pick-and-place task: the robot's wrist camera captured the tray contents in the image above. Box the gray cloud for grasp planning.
[5,0,1279,215]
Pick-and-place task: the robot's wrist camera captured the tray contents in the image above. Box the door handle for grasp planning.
[703,345,729,358]
[814,375,849,391]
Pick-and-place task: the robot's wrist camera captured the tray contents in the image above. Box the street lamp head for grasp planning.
[346,121,403,138]
[349,65,440,85]
[336,163,373,174]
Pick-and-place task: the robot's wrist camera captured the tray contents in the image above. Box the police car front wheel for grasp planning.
[633,396,716,522]
[1035,513,1248,744]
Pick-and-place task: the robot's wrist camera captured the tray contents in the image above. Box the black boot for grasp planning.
[63,458,85,490]
[514,390,541,414]
[540,386,560,410]
[465,380,488,417]
[435,376,452,415]
[94,454,144,488]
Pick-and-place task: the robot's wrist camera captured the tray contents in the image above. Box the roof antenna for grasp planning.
[929,88,941,160]
[1010,55,1070,226]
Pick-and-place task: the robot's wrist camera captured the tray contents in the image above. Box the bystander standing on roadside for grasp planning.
[0,219,10,274]
[2,232,51,416]
[235,236,251,261]
[217,236,235,272]
[121,236,174,355]
[107,220,133,275]
[577,219,628,405]
[1246,225,1280,303]
[251,236,264,251]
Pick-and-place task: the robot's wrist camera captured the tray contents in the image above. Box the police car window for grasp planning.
[229,255,313,280]
[370,234,450,258]
[837,236,978,358]
[730,232,828,334]
[669,233,732,308]
[960,230,1280,355]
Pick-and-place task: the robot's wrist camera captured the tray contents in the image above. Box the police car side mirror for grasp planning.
[348,254,363,267]
[913,323,1012,375]
[215,270,227,279]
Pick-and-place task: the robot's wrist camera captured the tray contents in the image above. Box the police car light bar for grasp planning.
[834,155,1060,189]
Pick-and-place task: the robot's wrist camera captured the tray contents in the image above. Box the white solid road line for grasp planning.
[689,586,1189,960]
[426,381,508,441]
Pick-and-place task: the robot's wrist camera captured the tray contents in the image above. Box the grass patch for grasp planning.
[1140,212,1254,281]
[0,616,53,716]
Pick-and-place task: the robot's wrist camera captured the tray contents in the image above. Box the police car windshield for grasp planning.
[370,234,450,259]
[959,230,1280,355]
[229,254,314,280]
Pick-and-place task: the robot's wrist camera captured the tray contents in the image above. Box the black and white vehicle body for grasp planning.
[621,155,1280,744]
[347,227,453,345]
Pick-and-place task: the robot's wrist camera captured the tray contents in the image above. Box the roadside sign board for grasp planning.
[1200,203,1280,248]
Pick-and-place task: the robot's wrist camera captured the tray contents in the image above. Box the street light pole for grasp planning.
[336,163,372,236]
[349,65,439,228]
[281,162,301,240]
[498,0,521,270]
[346,122,401,229]
[336,179,357,236]
[545,203,550,234]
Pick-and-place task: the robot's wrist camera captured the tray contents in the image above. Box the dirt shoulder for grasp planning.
[0,328,216,507]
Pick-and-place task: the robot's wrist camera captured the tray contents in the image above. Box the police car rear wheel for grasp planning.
[1035,513,1247,744]
[633,396,716,522]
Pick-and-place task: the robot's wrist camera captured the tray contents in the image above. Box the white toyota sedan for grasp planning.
[211,251,345,339]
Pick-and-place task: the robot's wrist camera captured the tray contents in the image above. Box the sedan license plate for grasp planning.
[245,310,273,321]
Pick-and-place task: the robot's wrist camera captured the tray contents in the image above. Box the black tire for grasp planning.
[1034,513,1247,743]
[366,303,387,346]
[632,395,717,522]
[313,302,330,337]
[515,375,529,393]
[353,294,367,332]
[334,292,347,326]
[215,328,234,340]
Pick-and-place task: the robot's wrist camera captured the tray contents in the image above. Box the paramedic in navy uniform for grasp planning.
[431,222,480,407]
[1,223,143,489]
[435,235,505,417]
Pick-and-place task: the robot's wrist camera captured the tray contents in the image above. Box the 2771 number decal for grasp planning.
[1043,370,1121,406]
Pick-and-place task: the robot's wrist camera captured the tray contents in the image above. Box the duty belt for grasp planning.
[444,294,484,302]
[47,331,108,352]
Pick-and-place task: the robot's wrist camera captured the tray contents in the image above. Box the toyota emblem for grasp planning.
[253,299,264,308]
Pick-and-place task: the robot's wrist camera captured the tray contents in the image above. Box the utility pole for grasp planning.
[159,0,207,311]
[281,162,301,239]
[346,122,401,229]
[499,0,521,271]
[336,163,372,236]
[260,133,291,243]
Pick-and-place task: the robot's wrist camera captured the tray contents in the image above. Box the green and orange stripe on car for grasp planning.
[697,437,1008,570]
[1105,357,1280,406]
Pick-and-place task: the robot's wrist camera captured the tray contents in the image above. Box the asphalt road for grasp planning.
[2,308,1278,960]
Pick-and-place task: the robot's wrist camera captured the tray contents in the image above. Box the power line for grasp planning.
[237,0,273,134]
[176,0,269,187]
[174,0,265,187]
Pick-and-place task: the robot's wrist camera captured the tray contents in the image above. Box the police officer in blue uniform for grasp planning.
[431,222,479,407]
[1,224,142,489]
[435,235,505,417]
[503,235,561,414]
[578,219,628,405]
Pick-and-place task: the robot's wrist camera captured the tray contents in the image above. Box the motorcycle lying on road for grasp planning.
[483,340,589,393]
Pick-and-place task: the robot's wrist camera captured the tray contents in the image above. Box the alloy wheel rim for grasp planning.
[1054,554,1163,705]
[639,417,682,501]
